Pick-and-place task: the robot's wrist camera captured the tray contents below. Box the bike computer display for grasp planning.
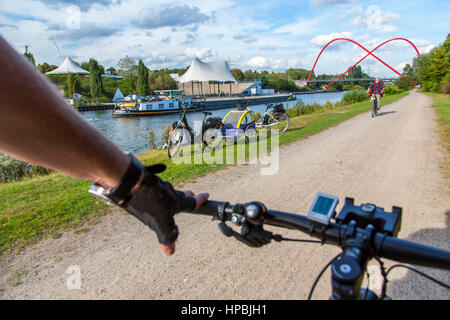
[307,192,339,225]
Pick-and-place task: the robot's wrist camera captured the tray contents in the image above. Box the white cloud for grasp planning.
[337,5,362,20]
[274,17,323,35]
[135,5,211,29]
[420,44,435,54]
[311,32,353,48]
[233,34,258,44]
[395,61,408,72]
[39,0,121,12]
[352,5,400,33]
[184,47,217,61]
[245,56,300,70]
[310,0,355,8]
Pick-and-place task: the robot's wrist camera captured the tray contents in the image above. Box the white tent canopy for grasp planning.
[112,88,124,101]
[46,57,89,75]
[178,58,237,83]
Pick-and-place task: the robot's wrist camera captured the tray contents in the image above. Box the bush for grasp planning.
[286,100,327,117]
[341,89,369,105]
[384,84,403,96]
[395,75,414,90]
[161,124,172,146]
[147,129,157,150]
[442,83,450,94]
[249,112,260,122]
[441,73,450,94]
[322,101,334,111]
[0,153,52,183]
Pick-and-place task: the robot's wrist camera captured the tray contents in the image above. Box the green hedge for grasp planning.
[0,153,52,184]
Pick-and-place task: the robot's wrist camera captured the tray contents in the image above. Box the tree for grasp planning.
[286,68,311,80]
[137,59,149,96]
[402,64,414,79]
[81,61,90,72]
[117,55,138,80]
[106,67,117,75]
[88,58,104,98]
[66,73,80,97]
[152,71,177,91]
[412,34,449,92]
[395,75,413,90]
[231,69,244,81]
[244,70,257,81]
[23,47,35,66]
[38,62,57,74]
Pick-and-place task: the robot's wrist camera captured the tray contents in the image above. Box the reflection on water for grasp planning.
[81,91,346,155]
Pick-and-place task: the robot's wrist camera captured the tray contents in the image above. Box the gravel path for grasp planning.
[1,90,449,300]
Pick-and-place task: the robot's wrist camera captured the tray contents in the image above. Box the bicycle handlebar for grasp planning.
[189,201,450,270]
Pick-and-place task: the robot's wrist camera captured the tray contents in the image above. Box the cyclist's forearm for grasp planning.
[0,36,128,188]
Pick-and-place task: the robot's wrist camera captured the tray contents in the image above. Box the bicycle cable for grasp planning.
[307,253,342,300]
[363,266,370,300]
[386,264,450,290]
[272,235,323,244]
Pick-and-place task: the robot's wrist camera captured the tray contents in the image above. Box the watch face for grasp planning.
[88,183,116,206]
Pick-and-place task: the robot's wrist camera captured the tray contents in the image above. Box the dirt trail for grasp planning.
[1,90,449,300]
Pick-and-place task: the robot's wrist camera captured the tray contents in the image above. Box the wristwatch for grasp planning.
[88,152,144,207]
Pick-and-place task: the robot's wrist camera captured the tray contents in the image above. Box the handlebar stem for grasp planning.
[330,227,373,300]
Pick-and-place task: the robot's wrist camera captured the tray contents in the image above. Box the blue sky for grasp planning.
[0,0,448,77]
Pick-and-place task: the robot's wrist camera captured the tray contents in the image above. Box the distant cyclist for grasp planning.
[367,78,385,111]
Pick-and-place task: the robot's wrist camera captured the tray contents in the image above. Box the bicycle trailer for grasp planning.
[221,110,256,141]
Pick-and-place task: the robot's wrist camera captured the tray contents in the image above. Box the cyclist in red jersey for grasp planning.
[367,77,385,111]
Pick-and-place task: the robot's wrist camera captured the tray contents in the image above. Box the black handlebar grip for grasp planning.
[189,200,227,217]
[376,235,450,270]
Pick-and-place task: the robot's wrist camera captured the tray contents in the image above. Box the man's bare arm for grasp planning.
[0,36,129,188]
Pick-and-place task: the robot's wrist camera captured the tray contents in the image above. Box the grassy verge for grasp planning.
[0,92,408,256]
[423,92,450,182]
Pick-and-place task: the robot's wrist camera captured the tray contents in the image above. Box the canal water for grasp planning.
[81,91,346,155]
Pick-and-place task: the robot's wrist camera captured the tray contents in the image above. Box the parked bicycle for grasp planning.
[188,194,450,300]
[256,103,290,133]
[167,106,223,158]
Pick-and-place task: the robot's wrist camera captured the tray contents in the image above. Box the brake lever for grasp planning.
[218,222,278,248]
[218,222,260,247]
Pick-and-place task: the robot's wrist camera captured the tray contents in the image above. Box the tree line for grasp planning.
[399,34,450,93]
[23,51,380,101]
[231,65,373,92]
[24,53,182,101]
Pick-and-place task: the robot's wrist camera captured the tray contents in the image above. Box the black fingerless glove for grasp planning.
[121,164,196,245]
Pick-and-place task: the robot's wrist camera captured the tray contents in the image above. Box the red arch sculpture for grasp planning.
[307,38,420,88]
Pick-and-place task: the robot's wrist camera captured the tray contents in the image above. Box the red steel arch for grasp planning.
[306,38,420,88]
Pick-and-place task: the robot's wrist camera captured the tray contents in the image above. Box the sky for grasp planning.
[0,0,449,77]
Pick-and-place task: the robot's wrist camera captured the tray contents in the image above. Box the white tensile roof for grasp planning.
[178,57,237,83]
[46,57,89,75]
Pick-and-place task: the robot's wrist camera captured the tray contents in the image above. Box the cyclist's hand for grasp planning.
[160,191,208,255]
[122,164,209,256]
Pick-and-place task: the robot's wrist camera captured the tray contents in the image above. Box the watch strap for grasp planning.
[108,153,144,205]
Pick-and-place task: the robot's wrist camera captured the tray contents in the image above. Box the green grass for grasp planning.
[423,92,450,181]
[0,92,408,256]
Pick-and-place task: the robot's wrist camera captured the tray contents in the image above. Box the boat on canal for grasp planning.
[112,92,193,117]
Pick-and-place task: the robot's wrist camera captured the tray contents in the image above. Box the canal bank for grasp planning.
[80,91,346,155]
[75,94,294,112]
